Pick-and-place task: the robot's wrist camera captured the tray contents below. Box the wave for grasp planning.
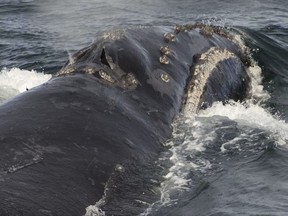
[0,67,51,104]
[141,98,288,215]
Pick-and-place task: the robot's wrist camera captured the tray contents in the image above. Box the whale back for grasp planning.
[0,26,249,215]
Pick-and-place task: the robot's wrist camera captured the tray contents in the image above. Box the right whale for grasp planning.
[0,24,250,215]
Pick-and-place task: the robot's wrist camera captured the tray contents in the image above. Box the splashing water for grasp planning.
[0,67,52,104]
[200,101,288,145]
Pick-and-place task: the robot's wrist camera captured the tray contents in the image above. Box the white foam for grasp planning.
[199,101,288,145]
[0,67,51,103]
[139,112,217,215]
[85,206,106,216]
[147,100,288,215]
[156,95,288,211]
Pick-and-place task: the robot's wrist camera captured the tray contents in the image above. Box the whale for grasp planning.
[0,24,250,215]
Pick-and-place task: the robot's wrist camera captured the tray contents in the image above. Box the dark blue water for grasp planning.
[1,0,288,215]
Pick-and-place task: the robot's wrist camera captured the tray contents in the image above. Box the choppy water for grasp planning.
[1,0,288,215]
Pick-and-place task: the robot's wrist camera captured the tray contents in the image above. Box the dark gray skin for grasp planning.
[0,26,249,215]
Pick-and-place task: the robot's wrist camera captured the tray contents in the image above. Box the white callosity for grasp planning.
[232,34,270,103]
[101,29,126,41]
[183,47,237,114]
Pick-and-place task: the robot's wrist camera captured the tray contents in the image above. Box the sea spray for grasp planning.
[0,67,51,104]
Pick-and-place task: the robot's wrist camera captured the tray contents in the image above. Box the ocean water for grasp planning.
[1,0,288,215]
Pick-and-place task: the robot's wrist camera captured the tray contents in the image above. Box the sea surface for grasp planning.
[1,0,288,215]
